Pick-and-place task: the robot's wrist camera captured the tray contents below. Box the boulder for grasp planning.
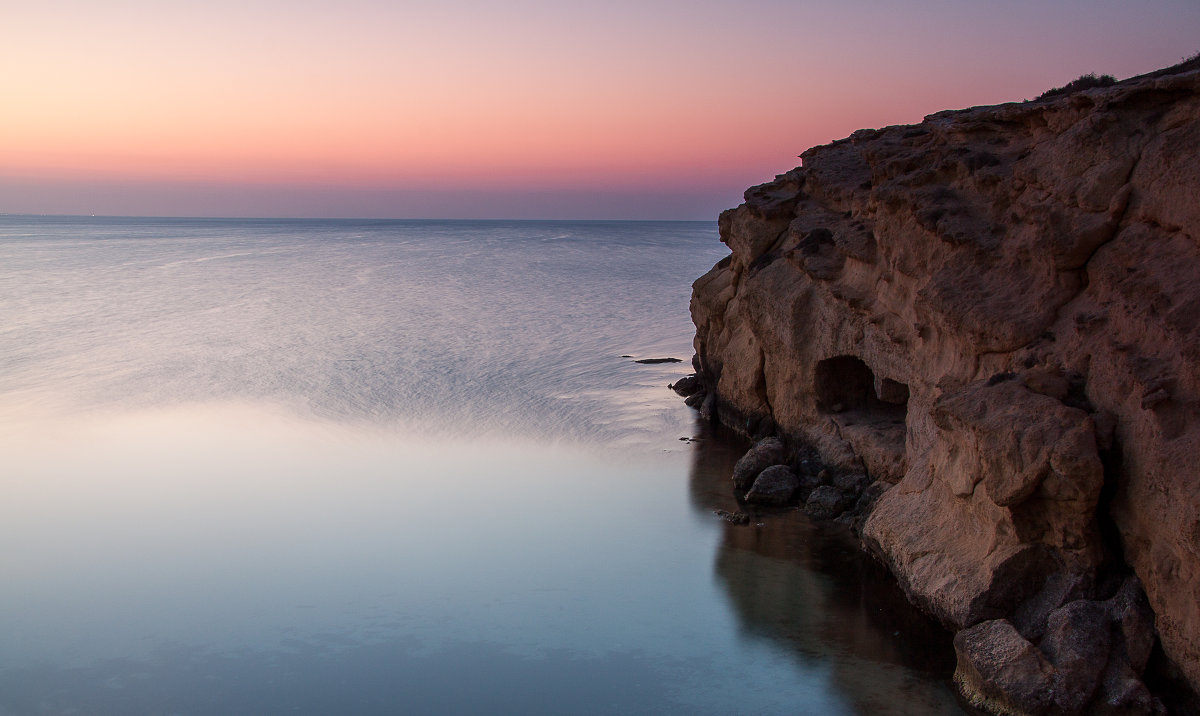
[954,619,1054,716]
[744,464,800,505]
[804,485,847,520]
[670,374,702,397]
[1040,600,1111,713]
[730,437,787,491]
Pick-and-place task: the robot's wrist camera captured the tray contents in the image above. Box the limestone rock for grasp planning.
[689,61,1200,700]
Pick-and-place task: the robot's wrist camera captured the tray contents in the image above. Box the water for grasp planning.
[0,216,964,714]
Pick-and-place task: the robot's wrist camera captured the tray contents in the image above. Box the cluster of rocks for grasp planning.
[680,61,1200,714]
[956,577,1161,715]
[728,435,882,521]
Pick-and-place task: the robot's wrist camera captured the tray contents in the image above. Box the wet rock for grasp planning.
[744,465,800,505]
[670,374,702,397]
[804,485,847,520]
[954,619,1054,716]
[730,437,787,491]
[794,469,826,502]
[1041,600,1111,713]
[714,509,750,525]
[832,471,870,494]
[684,391,707,408]
[1097,660,1165,715]
[1107,577,1156,673]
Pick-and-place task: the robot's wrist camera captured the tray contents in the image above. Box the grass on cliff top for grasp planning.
[1036,73,1116,100]
[1033,51,1200,102]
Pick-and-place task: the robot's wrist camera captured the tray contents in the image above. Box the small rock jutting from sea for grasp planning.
[678,56,1200,715]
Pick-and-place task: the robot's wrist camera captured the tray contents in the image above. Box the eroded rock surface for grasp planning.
[689,63,1200,710]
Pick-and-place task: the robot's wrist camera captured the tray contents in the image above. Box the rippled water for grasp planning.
[0,216,964,714]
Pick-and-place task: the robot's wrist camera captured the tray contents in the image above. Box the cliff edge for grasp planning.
[688,62,1200,714]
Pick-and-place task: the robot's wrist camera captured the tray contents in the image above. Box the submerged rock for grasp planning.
[714,509,751,525]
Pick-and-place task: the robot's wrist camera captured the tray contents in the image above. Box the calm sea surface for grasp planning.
[0,216,964,714]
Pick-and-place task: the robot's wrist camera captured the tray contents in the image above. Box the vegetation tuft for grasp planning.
[1033,51,1200,102]
[1036,73,1117,101]
[1142,51,1200,80]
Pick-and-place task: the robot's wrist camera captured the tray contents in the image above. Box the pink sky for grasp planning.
[3,0,1198,219]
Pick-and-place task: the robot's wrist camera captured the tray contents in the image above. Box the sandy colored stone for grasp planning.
[689,64,1200,693]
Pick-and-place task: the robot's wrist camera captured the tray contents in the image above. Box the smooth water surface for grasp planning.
[0,217,964,714]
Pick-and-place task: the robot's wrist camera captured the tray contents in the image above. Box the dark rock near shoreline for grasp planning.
[633,357,682,364]
[714,509,751,525]
[952,582,1165,715]
[669,374,702,397]
[1042,600,1111,712]
[805,485,848,520]
[730,437,787,491]
[744,464,800,505]
[954,619,1055,716]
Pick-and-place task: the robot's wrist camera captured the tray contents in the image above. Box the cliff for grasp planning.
[687,62,1200,714]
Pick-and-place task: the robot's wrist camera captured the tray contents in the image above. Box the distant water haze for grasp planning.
[0,217,964,713]
[0,218,710,442]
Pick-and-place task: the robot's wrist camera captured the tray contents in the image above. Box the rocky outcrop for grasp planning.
[688,62,1200,712]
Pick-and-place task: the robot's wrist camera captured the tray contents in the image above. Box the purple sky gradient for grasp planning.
[3,0,1198,219]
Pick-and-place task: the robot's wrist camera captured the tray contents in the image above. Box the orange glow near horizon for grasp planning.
[4,0,1199,218]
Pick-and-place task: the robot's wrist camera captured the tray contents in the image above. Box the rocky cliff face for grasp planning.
[689,64,1200,713]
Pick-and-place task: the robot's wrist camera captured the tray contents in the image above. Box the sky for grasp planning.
[3,0,1199,220]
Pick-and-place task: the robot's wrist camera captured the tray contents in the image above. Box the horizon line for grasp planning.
[0,212,722,224]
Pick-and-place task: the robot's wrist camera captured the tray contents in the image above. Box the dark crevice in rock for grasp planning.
[815,356,906,417]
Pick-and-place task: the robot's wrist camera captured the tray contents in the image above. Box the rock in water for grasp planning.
[688,59,1200,708]
[954,620,1055,716]
[669,374,702,396]
[804,485,848,520]
[1040,600,1111,713]
[730,437,787,491]
[744,464,800,505]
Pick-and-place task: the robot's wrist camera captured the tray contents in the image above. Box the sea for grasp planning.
[0,216,965,715]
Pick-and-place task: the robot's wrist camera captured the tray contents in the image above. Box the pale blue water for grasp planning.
[0,216,964,714]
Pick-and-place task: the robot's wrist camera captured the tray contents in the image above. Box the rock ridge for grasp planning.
[686,62,1200,713]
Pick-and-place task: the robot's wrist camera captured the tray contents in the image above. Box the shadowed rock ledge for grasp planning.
[685,60,1200,714]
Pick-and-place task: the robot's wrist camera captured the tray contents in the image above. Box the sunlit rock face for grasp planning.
[690,63,1200,709]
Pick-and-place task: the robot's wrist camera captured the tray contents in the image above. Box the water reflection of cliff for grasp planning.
[687,420,969,715]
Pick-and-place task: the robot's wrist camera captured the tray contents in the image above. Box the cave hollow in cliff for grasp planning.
[813,356,910,481]
[814,356,908,419]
